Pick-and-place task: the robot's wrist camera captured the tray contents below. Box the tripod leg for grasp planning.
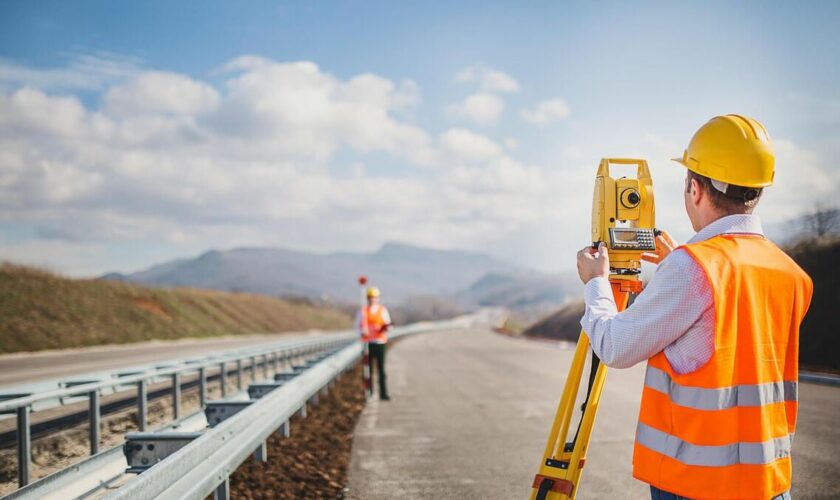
[566,359,608,495]
[542,331,590,460]
[531,284,634,500]
[531,331,590,500]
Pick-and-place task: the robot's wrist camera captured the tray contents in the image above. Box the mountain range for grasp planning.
[102,242,579,310]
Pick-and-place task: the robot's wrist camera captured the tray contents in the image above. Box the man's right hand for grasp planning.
[641,230,677,265]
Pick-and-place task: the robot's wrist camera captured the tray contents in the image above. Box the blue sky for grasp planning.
[1,1,838,276]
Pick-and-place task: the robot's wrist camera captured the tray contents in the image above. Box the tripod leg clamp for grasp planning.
[532,474,574,499]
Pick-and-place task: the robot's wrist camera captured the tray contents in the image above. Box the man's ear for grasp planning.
[689,178,703,206]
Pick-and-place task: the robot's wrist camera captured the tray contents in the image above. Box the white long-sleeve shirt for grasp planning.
[580,214,764,374]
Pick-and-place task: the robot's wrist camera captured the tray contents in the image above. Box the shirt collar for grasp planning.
[687,214,764,244]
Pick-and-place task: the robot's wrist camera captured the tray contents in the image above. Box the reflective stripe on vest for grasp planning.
[632,234,813,499]
[636,422,793,467]
[644,366,797,410]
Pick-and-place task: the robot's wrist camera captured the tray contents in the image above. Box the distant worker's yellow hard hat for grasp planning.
[366,287,381,298]
[673,114,774,188]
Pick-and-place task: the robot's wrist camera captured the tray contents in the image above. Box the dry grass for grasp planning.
[0,263,352,354]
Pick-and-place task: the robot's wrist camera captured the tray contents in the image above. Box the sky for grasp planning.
[0,1,838,276]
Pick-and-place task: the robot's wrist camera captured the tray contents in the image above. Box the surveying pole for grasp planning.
[531,158,657,500]
[358,275,373,398]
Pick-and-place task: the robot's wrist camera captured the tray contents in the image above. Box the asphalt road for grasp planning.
[347,328,840,500]
[0,332,325,388]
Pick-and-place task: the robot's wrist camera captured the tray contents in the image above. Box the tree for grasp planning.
[803,204,839,239]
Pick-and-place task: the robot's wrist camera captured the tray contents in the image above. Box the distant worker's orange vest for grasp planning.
[633,235,812,499]
[360,304,389,344]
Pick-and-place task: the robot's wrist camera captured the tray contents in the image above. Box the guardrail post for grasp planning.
[253,441,267,462]
[89,390,100,455]
[249,356,257,382]
[199,367,207,407]
[219,362,227,397]
[262,354,269,378]
[17,406,31,487]
[276,419,290,438]
[172,372,181,420]
[236,359,243,390]
[271,352,278,374]
[137,379,147,431]
[214,477,230,500]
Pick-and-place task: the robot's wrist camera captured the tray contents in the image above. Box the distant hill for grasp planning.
[104,242,522,305]
[0,264,352,353]
[456,272,578,309]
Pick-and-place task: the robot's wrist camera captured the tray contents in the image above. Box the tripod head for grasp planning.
[591,158,657,274]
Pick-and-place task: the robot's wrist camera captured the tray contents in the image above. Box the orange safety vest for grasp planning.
[360,304,389,344]
[633,235,812,499]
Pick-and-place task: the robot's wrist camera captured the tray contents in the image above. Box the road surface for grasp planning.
[0,331,327,388]
[347,328,839,499]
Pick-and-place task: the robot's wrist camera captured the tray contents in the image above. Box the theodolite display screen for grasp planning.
[608,228,656,250]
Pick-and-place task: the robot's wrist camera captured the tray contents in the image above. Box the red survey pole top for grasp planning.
[358,275,368,285]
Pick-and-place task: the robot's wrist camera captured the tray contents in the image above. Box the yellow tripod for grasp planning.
[531,277,640,499]
[531,158,656,500]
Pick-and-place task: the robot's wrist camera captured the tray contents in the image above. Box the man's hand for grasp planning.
[641,230,678,265]
[577,242,610,284]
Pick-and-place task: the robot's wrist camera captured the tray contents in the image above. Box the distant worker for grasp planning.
[357,286,392,400]
[576,115,812,499]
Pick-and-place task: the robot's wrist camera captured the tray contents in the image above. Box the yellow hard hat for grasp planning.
[366,286,380,298]
[673,114,774,188]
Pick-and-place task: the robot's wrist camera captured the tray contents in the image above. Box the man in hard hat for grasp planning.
[357,286,392,400]
[576,115,812,500]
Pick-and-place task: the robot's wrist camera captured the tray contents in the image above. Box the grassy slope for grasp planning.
[523,238,839,372]
[0,264,352,354]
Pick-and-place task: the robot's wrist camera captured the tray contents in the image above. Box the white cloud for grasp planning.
[521,98,571,125]
[503,137,519,150]
[209,58,436,164]
[0,56,569,276]
[439,128,504,163]
[455,65,519,93]
[104,72,220,116]
[760,139,840,222]
[0,52,141,92]
[447,92,505,126]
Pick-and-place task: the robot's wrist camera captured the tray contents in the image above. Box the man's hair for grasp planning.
[686,170,762,215]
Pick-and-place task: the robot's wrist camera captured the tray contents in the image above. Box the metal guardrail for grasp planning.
[0,332,354,488]
[106,343,361,500]
[3,317,468,499]
[102,322,451,500]
[800,370,840,386]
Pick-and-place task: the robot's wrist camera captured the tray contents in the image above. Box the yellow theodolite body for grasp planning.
[531,158,656,500]
[591,158,656,272]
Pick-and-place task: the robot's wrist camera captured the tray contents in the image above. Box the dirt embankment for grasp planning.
[229,362,366,499]
[0,264,352,353]
[522,300,584,342]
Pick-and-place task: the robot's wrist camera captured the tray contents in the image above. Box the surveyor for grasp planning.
[357,286,392,400]
[575,115,812,500]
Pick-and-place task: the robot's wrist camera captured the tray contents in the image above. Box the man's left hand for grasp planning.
[577,242,610,284]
